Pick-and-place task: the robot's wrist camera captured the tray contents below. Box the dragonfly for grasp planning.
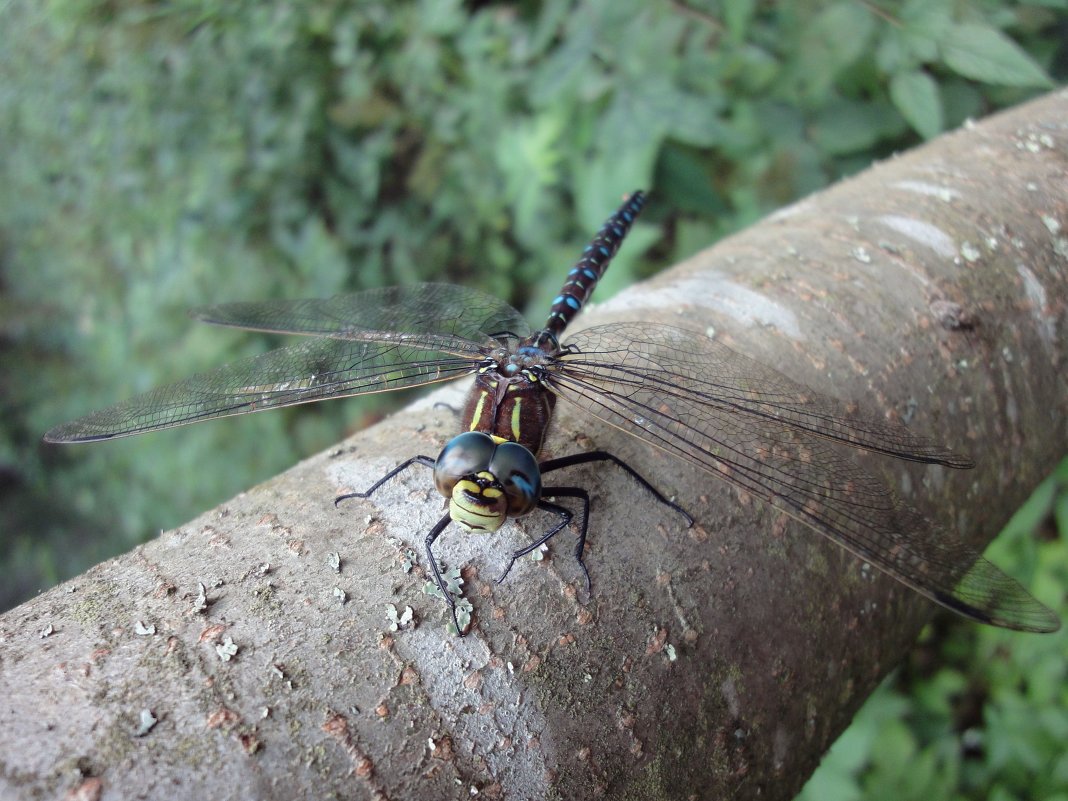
[45,192,1059,635]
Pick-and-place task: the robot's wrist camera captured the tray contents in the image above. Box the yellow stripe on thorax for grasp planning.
[468,391,488,432]
[510,399,522,442]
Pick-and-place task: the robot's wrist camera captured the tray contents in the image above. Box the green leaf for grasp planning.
[655,146,727,215]
[795,3,875,98]
[723,0,755,40]
[795,767,862,801]
[940,80,984,128]
[890,70,944,139]
[899,0,950,61]
[938,23,1054,88]
[811,99,890,155]
[875,30,907,73]
[806,3,874,69]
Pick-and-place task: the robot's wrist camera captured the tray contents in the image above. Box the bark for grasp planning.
[2,91,1066,801]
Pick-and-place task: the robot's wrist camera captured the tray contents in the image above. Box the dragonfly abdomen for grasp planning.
[544,190,646,336]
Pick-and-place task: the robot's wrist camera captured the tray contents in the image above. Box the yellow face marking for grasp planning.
[454,478,481,495]
[450,479,507,532]
[450,502,502,531]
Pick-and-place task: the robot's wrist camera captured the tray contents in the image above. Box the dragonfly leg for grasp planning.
[425,513,469,635]
[432,400,460,415]
[334,455,436,506]
[545,488,593,595]
[497,496,592,594]
[538,450,694,527]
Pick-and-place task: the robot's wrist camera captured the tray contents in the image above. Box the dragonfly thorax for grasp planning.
[433,432,541,532]
[461,357,557,456]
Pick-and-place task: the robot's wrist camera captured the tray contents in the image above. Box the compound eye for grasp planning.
[489,441,542,516]
[433,432,495,497]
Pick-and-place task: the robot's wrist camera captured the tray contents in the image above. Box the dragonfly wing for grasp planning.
[562,323,973,467]
[192,283,531,344]
[44,336,479,442]
[548,323,1058,632]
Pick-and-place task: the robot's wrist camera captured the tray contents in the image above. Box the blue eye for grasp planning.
[433,432,495,497]
[490,441,541,516]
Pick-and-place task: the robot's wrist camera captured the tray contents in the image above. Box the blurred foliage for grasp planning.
[798,457,1068,801]
[0,0,1064,795]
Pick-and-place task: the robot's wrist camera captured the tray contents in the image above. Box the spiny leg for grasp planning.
[539,450,694,526]
[335,454,436,506]
[497,494,591,591]
[529,451,695,597]
[432,400,461,414]
[546,487,593,594]
[425,513,469,634]
[340,459,469,635]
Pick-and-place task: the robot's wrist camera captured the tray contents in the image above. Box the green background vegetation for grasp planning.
[1,1,1064,798]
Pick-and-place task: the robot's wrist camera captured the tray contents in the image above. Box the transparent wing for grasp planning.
[44,337,480,442]
[45,283,524,442]
[192,283,531,343]
[547,323,1058,632]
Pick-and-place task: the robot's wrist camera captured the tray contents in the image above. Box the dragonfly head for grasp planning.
[434,432,542,532]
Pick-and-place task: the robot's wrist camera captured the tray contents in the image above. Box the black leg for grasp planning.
[432,400,460,414]
[425,513,469,635]
[538,450,694,527]
[548,488,594,593]
[496,497,578,588]
[334,455,436,506]
[337,455,471,635]
[544,488,594,594]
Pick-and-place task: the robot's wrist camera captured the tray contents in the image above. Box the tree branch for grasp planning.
[2,91,1065,801]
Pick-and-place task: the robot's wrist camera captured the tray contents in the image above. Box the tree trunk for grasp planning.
[2,91,1065,801]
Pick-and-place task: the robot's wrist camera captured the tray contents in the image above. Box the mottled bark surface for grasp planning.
[2,91,1065,801]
